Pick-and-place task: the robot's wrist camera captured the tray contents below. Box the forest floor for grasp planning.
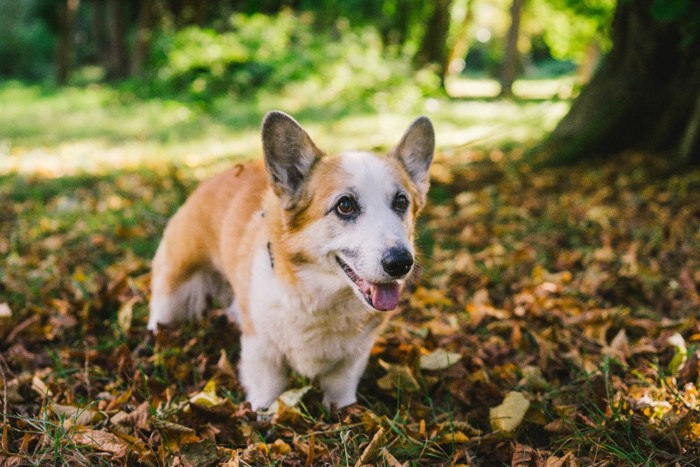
[1,83,699,465]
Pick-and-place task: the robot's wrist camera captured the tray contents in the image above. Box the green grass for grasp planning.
[0,80,569,176]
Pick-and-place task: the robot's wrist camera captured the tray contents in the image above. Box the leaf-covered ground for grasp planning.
[1,150,699,465]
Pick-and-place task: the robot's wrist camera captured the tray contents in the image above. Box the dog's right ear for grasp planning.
[261,111,324,200]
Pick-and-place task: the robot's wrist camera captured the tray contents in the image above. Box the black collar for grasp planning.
[267,242,275,269]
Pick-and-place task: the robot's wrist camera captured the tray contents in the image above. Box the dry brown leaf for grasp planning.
[51,403,106,427]
[377,360,420,392]
[73,429,128,457]
[216,349,236,377]
[354,427,384,467]
[381,447,404,467]
[117,296,139,332]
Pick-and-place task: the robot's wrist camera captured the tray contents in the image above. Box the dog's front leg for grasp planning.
[318,352,370,408]
[239,335,288,410]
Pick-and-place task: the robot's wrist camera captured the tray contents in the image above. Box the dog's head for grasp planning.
[262,111,434,312]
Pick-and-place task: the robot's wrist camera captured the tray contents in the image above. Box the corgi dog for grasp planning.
[148,111,434,409]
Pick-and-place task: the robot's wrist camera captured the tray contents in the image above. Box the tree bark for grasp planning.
[499,0,525,98]
[56,0,81,85]
[537,0,700,165]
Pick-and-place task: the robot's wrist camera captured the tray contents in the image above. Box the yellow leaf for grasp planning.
[189,379,225,408]
[270,438,291,455]
[667,332,687,375]
[489,391,530,432]
[258,386,312,417]
[434,430,469,445]
[117,296,139,332]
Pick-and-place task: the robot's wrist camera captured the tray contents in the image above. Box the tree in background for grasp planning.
[537,0,700,165]
[0,0,54,80]
[499,0,525,97]
[413,0,453,83]
[56,0,80,84]
[528,0,613,83]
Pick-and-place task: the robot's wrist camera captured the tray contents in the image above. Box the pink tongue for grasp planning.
[370,282,401,311]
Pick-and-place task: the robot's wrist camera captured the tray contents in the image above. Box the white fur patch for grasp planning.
[148,245,232,331]
[334,152,414,281]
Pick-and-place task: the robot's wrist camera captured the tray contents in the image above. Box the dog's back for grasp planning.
[148,162,267,329]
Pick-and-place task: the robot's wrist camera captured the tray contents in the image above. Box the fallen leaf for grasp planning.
[518,366,548,391]
[216,349,236,377]
[545,452,576,467]
[377,360,420,392]
[152,419,196,434]
[511,443,542,467]
[189,379,225,408]
[0,303,11,318]
[73,429,128,457]
[434,430,469,445]
[259,386,312,417]
[667,332,688,375]
[31,375,52,398]
[382,447,404,467]
[178,439,219,467]
[419,348,462,370]
[354,427,384,467]
[51,403,106,427]
[489,391,530,432]
[117,296,139,332]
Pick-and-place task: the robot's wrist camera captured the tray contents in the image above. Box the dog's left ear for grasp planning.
[262,111,324,200]
[391,116,435,199]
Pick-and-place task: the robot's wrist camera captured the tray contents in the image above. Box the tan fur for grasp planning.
[149,112,435,409]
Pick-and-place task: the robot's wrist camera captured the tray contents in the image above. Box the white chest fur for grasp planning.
[238,246,383,408]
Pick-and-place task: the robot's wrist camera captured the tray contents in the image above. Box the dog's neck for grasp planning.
[261,189,302,286]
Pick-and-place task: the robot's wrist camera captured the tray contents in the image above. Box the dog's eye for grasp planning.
[392,194,409,212]
[335,196,357,217]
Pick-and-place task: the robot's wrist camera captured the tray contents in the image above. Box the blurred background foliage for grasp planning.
[1,0,699,166]
[0,0,613,100]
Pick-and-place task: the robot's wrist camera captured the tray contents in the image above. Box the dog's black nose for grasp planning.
[381,248,414,278]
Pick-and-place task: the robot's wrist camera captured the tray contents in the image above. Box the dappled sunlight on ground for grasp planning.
[0,81,570,177]
[446,76,578,100]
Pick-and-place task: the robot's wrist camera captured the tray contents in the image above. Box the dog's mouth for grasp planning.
[335,256,401,311]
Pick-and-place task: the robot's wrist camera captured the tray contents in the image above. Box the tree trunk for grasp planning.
[414,0,453,83]
[105,0,128,80]
[499,0,525,98]
[680,91,700,163]
[131,0,155,77]
[537,0,700,165]
[90,0,110,74]
[56,0,81,85]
